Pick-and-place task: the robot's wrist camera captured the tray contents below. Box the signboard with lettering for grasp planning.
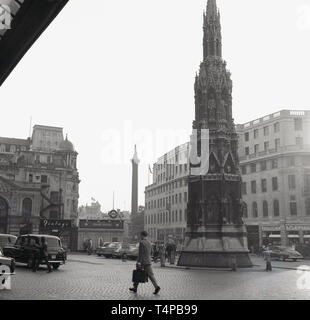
[79,219,124,230]
[40,219,72,230]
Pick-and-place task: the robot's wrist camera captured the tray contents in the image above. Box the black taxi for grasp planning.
[3,234,67,270]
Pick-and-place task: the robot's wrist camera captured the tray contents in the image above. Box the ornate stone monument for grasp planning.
[178,0,252,268]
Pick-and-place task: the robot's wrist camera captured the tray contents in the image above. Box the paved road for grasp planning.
[1,254,310,300]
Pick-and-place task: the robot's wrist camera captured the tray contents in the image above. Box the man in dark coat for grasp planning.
[40,237,52,273]
[129,231,161,294]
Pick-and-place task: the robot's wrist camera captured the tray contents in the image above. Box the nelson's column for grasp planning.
[178,0,252,268]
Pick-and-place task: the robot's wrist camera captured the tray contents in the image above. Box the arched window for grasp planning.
[263,201,268,217]
[22,198,32,218]
[274,200,280,217]
[252,202,258,218]
[306,198,310,216]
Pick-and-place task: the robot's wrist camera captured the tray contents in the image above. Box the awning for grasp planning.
[303,235,310,238]
[288,235,300,238]
[269,234,281,238]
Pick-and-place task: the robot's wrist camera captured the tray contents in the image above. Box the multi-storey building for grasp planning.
[145,143,189,244]
[0,125,80,249]
[145,110,310,249]
[237,110,310,249]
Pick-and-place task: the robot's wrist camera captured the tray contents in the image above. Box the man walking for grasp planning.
[130,231,161,295]
[40,237,52,273]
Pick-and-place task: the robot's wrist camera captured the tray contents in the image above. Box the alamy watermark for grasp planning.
[0,5,11,30]
[0,265,12,290]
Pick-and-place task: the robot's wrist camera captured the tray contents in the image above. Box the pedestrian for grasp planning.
[129,231,161,295]
[40,237,52,273]
[32,237,41,272]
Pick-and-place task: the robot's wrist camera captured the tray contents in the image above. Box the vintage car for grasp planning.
[3,234,67,270]
[0,234,17,253]
[263,246,303,262]
[0,250,15,273]
[98,242,120,258]
[96,242,111,256]
[112,243,131,259]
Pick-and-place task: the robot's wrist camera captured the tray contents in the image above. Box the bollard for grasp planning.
[265,253,272,271]
[231,255,237,271]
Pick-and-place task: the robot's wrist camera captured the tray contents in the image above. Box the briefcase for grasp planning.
[132,269,148,283]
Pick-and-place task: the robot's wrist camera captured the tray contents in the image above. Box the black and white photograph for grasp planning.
[1,0,310,308]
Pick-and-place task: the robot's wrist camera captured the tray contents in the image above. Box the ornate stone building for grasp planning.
[0,125,79,249]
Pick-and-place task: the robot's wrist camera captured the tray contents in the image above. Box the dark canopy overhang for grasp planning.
[0,0,69,86]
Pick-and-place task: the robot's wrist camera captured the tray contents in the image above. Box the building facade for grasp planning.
[0,125,80,249]
[237,110,310,249]
[145,110,310,249]
[145,143,189,244]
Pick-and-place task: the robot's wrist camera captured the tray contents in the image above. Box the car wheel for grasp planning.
[97,254,102,257]
[52,263,60,270]
[293,258,297,262]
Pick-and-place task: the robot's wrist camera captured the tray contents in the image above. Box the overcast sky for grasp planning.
[1,0,310,212]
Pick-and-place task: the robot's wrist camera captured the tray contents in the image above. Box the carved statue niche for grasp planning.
[207,92,216,121]
[225,195,234,224]
[206,195,219,223]
[219,99,227,122]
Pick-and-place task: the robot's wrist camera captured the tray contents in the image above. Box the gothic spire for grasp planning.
[203,0,222,59]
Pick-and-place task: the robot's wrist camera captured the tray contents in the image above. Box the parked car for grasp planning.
[3,234,67,270]
[96,242,110,256]
[112,243,132,259]
[99,242,120,258]
[128,243,139,260]
[263,246,303,262]
[0,250,15,273]
[0,234,17,253]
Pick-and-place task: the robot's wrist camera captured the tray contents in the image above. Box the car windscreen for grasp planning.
[46,238,61,248]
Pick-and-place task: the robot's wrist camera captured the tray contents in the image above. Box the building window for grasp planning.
[264,126,269,136]
[275,138,280,151]
[261,179,267,193]
[290,196,297,216]
[29,174,33,183]
[306,198,310,216]
[294,118,303,131]
[304,175,310,193]
[179,210,183,221]
[50,211,59,220]
[274,200,280,217]
[184,192,188,203]
[260,161,267,171]
[245,147,250,156]
[271,159,278,169]
[243,203,248,218]
[296,137,303,146]
[274,122,280,133]
[272,177,278,191]
[288,175,296,190]
[254,129,259,139]
[245,132,249,142]
[254,144,259,154]
[241,166,247,175]
[251,181,257,194]
[264,142,269,152]
[250,163,256,173]
[22,198,32,218]
[263,201,268,217]
[242,182,247,195]
[288,157,295,167]
[252,202,258,218]
[41,175,48,184]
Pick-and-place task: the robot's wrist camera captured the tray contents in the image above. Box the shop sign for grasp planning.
[286,225,310,231]
[40,219,71,230]
[79,219,124,230]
